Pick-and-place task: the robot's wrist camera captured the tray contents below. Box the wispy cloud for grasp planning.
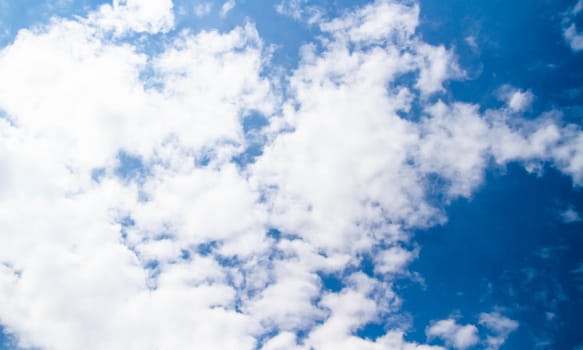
[562,0,583,51]
[561,206,582,223]
[220,0,236,17]
[193,2,212,17]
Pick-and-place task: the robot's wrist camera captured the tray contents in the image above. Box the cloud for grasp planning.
[0,4,273,349]
[220,0,236,17]
[89,0,175,35]
[496,85,534,112]
[275,0,306,20]
[465,36,478,50]
[562,0,583,51]
[0,0,581,349]
[275,0,323,24]
[560,206,582,223]
[479,312,519,350]
[193,2,212,17]
[427,312,518,350]
[374,246,419,274]
[426,319,479,350]
[563,24,583,51]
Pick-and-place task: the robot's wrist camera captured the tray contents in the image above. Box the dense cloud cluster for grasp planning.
[0,0,581,349]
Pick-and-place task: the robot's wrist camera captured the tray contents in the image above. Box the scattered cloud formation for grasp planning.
[426,312,519,350]
[0,0,580,349]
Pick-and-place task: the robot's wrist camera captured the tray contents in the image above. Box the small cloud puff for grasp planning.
[479,311,519,350]
[496,85,534,112]
[426,319,479,350]
[465,35,478,50]
[220,0,236,17]
[561,206,582,223]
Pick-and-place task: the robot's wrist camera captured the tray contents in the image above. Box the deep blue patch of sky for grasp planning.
[396,1,583,347]
[418,0,583,120]
[402,163,583,348]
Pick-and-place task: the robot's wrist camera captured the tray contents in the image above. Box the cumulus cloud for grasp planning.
[426,312,518,350]
[479,312,519,350]
[89,0,175,35]
[375,246,419,274]
[496,85,534,112]
[0,4,272,349]
[426,319,479,350]
[0,0,581,349]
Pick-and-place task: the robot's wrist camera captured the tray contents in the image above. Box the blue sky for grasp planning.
[0,1,582,349]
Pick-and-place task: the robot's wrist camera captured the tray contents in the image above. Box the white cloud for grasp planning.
[303,273,434,350]
[560,206,582,223]
[0,4,273,349]
[89,0,175,35]
[193,2,212,17]
[426,312,518,350]
[261,332,304,350]
[0,0,581,349]
[565,24,583,51]
[465,36,478,50]
[479,312,519,350]
[415,43,464,96]
[426,319,479,350]
[275,0,323,24]
[496,85,534,112]
[508,91,534,112]
[220,0,236,17]
[275,0,306,20]
[375,246,418,274]
[563,1,583,51]
[319,0,419,44]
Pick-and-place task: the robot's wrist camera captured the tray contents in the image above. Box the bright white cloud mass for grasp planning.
[0,0,581,349]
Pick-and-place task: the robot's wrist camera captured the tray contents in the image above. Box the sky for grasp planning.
[0,0,582,349]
